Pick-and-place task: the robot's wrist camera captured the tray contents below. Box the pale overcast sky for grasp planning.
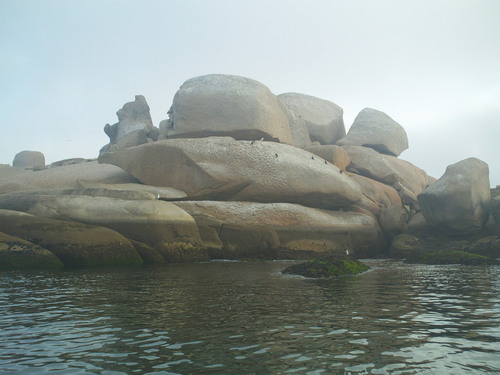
[1,0,499,186]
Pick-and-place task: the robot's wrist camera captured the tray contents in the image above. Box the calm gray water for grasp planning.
[0,260,498,375]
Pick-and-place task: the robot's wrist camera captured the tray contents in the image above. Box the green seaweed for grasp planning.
[282,255,370,278]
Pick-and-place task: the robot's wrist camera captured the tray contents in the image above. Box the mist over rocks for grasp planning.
[1,73,498,268]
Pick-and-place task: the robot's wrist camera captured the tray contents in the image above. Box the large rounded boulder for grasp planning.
[166,74,293,144]
[99,137,363,210]
[337,108,408,156]
[418,158,491,234]
[13,150,45,170]
[278,92,345,145]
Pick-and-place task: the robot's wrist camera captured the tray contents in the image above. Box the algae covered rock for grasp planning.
[282,255,370,278]
[405,250,498,265]
[0,231,63,269]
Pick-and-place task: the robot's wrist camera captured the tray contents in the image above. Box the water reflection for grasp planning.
[0,260,498,374]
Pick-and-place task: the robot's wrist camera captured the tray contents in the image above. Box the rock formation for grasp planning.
[278,92,345,144]
[165,74,293,144]
[100,95,159,153]
[337,108,408,156]
[98,137,362,209]
[1,73,497,268]
[13,150,45,170]
[418,157,491,234]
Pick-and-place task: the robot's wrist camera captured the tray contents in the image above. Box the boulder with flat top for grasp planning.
[166,74,293,144]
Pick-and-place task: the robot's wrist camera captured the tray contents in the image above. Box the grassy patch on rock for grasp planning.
[405,250,498,265]
[282,255,370,278]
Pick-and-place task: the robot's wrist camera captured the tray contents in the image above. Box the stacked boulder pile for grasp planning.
[0,74,498,269]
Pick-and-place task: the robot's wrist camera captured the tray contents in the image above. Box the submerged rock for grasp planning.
[282,255,370,278]
[405,250,498,265]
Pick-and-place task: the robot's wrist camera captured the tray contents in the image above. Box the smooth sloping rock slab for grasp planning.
[0,210,142,267]
[0,231,63,269]
[166,74,293,144]
[0,161,137,194]
[75,180,186,200]
[0,196,207,262]
[278,92,345,144]
[173,201,386,259]
[342,145,430,200]
[99,137,362,209]
[418,158,491,234]
[337,108,408,156]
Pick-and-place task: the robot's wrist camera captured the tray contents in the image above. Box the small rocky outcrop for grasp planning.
[165,74,293,144]
[0,209,143,267]
[337,108,408,156]
[12,150,45,170]
[101,95,158,153]
[282,255,370,278]
[278,92,345,145]
[0,231,64,269]
[99,137,363,210]
[418,158,491,234]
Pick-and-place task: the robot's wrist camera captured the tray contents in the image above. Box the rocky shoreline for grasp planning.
[1,74,498,269]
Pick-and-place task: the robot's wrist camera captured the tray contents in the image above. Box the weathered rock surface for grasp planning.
[12,150,45,170]
[75,179,186,200]
[101,95,158,153]
[337,108,408,156]
[0,195,207,262]
[0,161,137,194]
[342,145,430,204]
[285,109,312,148]
[0,209,142,267]
[99,137,363,209]
[166,74,293,144]
[278,92,345,145]
[418,158,491,234]
[304,145,350,170]
[0,231,64,269]
[173,201,386,259]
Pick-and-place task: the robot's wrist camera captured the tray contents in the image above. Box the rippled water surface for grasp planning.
[0,260,499,374]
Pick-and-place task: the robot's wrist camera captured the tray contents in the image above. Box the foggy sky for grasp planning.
[1,0,499,186]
